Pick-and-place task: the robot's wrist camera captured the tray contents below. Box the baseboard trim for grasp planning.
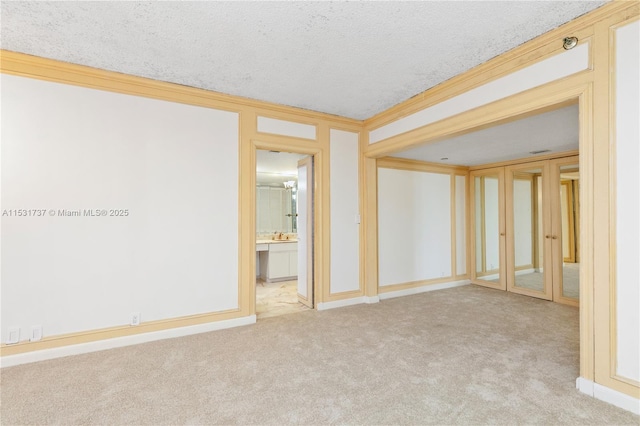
[378,279,470,300]
[364,296,380,304]
[317,296,377,311]
[0,315,256,368]
[576,377,640,415]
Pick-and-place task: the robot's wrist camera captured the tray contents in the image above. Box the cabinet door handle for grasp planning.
[546,235,551,239]
[552,235,558,239]
[500,232,505,236]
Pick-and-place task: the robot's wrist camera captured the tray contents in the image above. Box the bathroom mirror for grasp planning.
[256,173,298,234]
[256,150,306,236]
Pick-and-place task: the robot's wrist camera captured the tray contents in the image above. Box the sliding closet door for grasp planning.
[505,161,553,300]
[550,156,580,306]
[470,167,506,290]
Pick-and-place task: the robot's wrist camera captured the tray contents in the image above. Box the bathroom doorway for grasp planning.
[255,149,314,318]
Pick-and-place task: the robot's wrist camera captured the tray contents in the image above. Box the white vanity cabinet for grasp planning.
[259,242,298,282]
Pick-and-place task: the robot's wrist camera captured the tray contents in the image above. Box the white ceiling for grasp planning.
[390,103,579,166]
[0,1,606,120]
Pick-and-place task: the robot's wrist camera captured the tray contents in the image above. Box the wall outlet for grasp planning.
[30,325,43,342]
[130,312,140,326]
[6,327,20,344]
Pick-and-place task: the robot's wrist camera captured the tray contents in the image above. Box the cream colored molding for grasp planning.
[469,150,579,171]
[0,308,246,357]
[316,295,379,311]
[256,115,318,140]
[1,315,256,368]
[577,377,640,415]
[379,280,470,300]
[605,14,640,395]
[364,1,633,131]
[368,43,590,144]
[377,157,469,174]
[364,74,592,160]
[0,50,362,130]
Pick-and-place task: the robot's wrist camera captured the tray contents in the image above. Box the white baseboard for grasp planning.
[0,315,256,368]
[378,279,470,300]
[317,296,370,311]
[316,295,379,310]
[576,377,640,415]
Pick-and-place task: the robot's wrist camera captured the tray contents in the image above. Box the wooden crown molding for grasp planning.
[0,50,363,129]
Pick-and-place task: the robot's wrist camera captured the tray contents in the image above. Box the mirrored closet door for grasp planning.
[550,157,580,306]
[471,156,579,306]
[505,161,553,300]
[470,167,506,291]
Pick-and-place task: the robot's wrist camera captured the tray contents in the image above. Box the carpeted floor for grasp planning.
[1,285,638,425]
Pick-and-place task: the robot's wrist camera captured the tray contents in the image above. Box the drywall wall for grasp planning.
[614,19,640,383]
[378,168,451,286]
[329,130,360,294]
[257,116,316,140]
[1,74,239,342]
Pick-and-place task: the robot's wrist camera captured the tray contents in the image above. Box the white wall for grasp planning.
[329,130,360,294]
[257,116,316,140]
[378,168,451,286]
[614,19,640,383]
[1,75,239,342]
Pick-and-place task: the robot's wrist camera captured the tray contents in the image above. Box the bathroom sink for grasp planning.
[256,239,297,244]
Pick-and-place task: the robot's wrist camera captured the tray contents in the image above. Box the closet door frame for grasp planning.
[550,155,580,307]
[505,160,553,301]
[470,167,506,291]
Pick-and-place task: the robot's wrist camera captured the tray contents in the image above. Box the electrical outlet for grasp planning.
[30,325,43,342]
[7,327,20,344]
[130,312,140,326]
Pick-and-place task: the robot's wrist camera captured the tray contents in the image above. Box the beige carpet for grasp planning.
[1,285,638,425]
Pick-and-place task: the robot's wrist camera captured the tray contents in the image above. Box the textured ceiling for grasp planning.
[391,104,579,166]
[0,1,606,120]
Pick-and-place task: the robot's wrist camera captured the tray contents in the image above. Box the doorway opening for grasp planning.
[383,101,581,307]
[255,149,314,318]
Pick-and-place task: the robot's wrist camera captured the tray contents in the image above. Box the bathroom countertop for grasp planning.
[256,239,298,245]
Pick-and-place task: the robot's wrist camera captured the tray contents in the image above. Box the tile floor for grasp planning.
[256,278,310,319]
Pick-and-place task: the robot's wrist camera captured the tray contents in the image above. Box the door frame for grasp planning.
[505,160,554,301]
[550,155,580,307]
[296,155,314,308]
[469,167,507,290]
[247,140,323,317]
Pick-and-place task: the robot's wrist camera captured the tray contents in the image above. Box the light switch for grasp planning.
[355,214,361,224]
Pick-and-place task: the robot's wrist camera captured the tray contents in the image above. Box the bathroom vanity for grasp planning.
[256,240,298,282]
